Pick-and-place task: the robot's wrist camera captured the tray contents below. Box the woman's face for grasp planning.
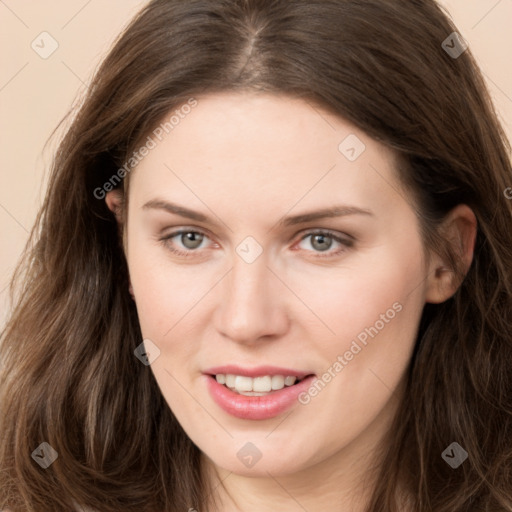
[119,91,436,478]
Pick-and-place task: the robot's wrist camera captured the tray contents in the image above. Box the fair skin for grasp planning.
[106,91,476,511]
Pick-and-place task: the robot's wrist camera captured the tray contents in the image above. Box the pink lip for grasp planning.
[204,372,316,421]
[203,365,312,379]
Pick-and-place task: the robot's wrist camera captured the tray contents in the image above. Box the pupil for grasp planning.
[184,232,202,249]
[313,234,331,251]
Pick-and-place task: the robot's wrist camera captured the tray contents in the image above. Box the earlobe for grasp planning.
[105,189,125,225]
[425,204,477,304]
[425,266,455,304]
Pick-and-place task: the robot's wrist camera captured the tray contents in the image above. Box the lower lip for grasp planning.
[205,374,316,420]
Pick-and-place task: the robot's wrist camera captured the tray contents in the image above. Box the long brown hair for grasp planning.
[1,1,511,510]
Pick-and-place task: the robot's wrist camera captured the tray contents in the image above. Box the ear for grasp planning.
[425,204,477,304]
[105,189,124,225]
[105,189,135,299]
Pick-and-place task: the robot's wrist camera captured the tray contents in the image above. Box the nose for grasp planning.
[214,250,289,345]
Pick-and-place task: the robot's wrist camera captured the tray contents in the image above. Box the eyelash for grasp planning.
[158,228,353,259]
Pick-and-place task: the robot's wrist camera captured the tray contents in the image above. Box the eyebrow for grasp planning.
[142,199,373,227]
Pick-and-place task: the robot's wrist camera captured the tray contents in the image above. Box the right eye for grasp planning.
[159,229,214,257]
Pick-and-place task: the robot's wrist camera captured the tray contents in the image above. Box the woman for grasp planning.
[1,0,511,510]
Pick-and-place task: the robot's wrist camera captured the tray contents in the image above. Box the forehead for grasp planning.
[128,91,406,220]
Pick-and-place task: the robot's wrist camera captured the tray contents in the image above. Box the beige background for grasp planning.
[1,0,512,329]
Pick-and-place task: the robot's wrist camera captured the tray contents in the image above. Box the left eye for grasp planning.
[296,230,353,257]
[159,229,352,258]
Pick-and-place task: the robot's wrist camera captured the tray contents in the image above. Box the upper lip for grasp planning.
[203,365,314,379]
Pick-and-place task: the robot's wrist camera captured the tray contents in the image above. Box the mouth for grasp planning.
[209,373,312,396]
[203,367,317,420]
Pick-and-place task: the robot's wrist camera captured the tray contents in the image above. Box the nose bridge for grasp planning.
[215,243,286,343]
[231,248,269,302]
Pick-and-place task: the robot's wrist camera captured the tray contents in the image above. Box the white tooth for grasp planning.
[235,375,253,391]
[225,374,236,388]
[284,376,297,386]
[253,376,272,392]
[220,374,299,393]
[271,375,285,390]
[237,390,269,396]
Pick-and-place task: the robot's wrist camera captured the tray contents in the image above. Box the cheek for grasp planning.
[127,240,207,415]
[126,228,205,338]
[297,235,423,373]
[297,239,426,422]
[292,235,425,350]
